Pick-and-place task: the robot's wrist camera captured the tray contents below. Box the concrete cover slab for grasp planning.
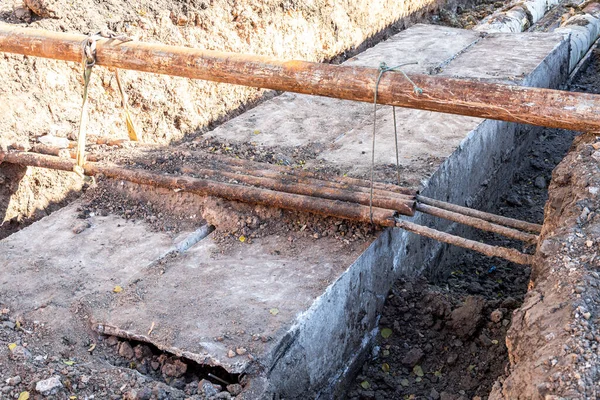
[0,24,569,398]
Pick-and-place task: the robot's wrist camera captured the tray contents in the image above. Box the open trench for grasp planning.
[348,49,600,400]
[1,0,600,399]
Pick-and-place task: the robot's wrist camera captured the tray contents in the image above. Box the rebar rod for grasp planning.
[416,195,542,233]
[416,203,538,243]
[395,219,533,265]
[1,24,599,131]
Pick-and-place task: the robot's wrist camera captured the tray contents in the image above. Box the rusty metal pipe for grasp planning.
[1,24,598,131]
[416,195,542,233]
[395,219,533,265]
[416,203,538,243]
[189,167,415,215]
[0,151,403,225]
[199,152,415,195]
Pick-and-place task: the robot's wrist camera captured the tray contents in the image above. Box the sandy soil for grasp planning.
[0,0,454,237]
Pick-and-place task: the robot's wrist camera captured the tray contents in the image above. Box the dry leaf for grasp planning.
[360,380,370,389]
[18,392,29,400]
[239,235,246,243]
[381,363,390,373]
[63,360,75,366]
[8,343,17,351]
[413,365,424,377]
[124,109,141,142]
[113,285,123,293]
[87,343,96,353]
[269,308,279,316]
[381,328,392,339]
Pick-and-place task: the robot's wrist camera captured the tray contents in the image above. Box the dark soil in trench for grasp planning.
[348,49,600,400]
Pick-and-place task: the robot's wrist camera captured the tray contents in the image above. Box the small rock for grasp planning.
[72,220,91,234]
[449,296,484,338]
[1,321,15,330]
[24,0,60,18]
[118,341,135,359]
[440,392,458,400]
[505,194,522,207]
[133,345,152,360]
[6,376,21,386]
[501,297,519,309]
[14,6,32,21]
[534,176,546,189]
[161,359,187,378]
[215,392,232,399]
[446,353,458,365]
[583,312,592,320]
[10,345,32,360]
[401,348,424,367]
[227,349,236,358]
[478,333,493,347]
[36,376,62,395]
[37,134,69,148]
[106,336,119,346]
[430,388,441,400]
[226,384,243,396]
[490,309,503,323]
[198,380,218,397]
[136,386,152,400]
[235,347,247,356]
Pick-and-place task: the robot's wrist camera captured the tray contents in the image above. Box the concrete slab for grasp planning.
[0,24,570,399]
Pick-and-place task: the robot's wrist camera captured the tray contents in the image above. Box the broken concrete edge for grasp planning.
[489,133,600,399]
[94,323,226,370]
[238,37,571,398]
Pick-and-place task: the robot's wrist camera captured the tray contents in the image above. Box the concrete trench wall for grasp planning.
[253,32,570,399]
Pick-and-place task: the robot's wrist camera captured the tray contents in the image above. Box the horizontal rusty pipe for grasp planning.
[0,151,403,225]
[199,151,415,196]
[416,203,538,243]
[1,24,599,131]
[189,167,415,215]
[30,144,100,162]
[395,219,533,265]
[416,195,542,233]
